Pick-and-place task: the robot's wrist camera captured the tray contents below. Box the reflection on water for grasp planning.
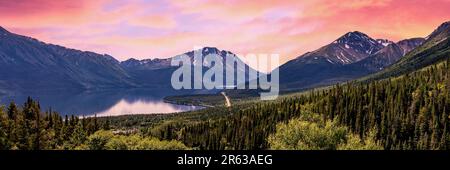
[0,88,204,116]
[94,99,200,117]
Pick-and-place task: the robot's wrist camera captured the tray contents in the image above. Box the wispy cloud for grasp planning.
[1,0,449,65]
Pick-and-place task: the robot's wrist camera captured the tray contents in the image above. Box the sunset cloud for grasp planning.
[129,14,177,29]
[1,0,449,67]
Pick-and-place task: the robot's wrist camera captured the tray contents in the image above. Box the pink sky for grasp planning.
[1,0,450,66]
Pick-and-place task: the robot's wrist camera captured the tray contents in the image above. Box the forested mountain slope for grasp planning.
[366,21,450,81]
[150,58,450,150]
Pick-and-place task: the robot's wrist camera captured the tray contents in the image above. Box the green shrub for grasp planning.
[86,130,189,150]
[268,113,382,150]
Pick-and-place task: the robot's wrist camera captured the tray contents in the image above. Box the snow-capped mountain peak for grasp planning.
[333,31,383,55]
[376,39,394,47]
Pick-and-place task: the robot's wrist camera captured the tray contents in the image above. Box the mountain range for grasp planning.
[0,28,133,91]
[277,20,450,91]
[0,28,255,93]
[366,21,450,81]
[120,47,257,89]
[0,21,449,93]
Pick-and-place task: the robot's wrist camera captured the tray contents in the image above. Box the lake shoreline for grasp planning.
[0,88,207,117]
[163,98,215,108]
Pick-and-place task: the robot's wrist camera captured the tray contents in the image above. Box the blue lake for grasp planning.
[0,88,204,116]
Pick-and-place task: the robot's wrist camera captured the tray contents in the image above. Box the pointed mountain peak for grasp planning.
[199,46,235,56]
[202,46,220,53]
[344,31,370,38]
[334,31,375,44]
[188,46,219,54]
[186,46,235,58]
[330,31,382,56]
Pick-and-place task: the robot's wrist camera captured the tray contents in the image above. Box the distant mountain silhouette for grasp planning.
[1,20,448,94]
[120,47,258,88]
[278,31,427,91]
[0,27,257,92]
[366,21,450,81]
[0,26,134,91]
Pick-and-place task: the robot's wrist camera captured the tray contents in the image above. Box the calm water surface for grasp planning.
[0,88,204,116]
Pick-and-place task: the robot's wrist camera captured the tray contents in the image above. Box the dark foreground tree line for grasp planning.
[0,97,188,150]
